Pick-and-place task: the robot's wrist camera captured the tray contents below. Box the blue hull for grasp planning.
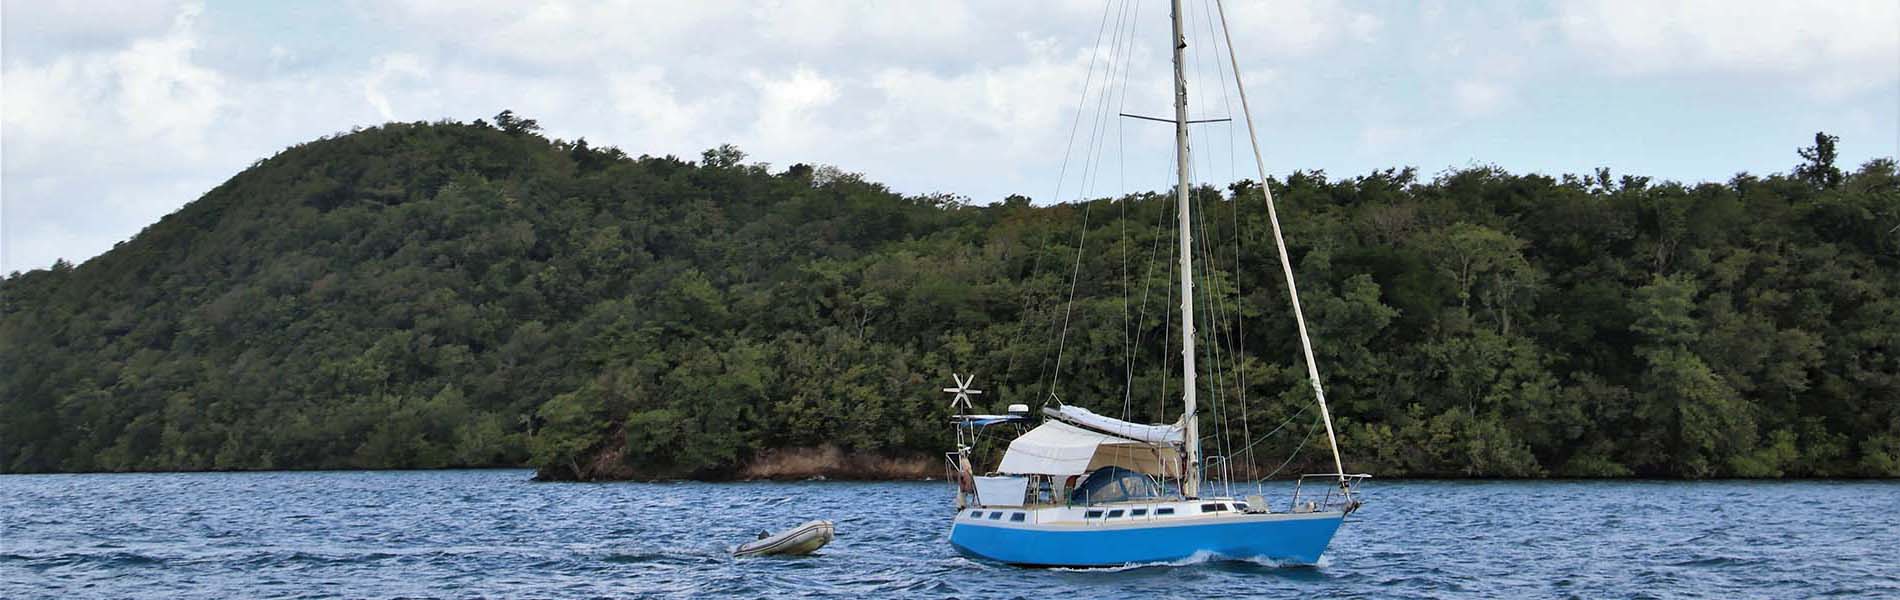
[950,512,1344,567]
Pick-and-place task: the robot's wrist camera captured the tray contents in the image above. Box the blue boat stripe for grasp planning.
[950,513,1344,566]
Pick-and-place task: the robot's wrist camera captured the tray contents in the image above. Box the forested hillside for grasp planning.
[3,117,1895,480]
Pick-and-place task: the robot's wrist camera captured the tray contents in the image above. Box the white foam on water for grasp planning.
[1049,550,1296,572]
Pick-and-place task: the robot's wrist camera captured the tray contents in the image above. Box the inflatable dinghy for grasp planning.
[735,520,835,557]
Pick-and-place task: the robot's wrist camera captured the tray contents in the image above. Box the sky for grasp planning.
[3,0,1897,274]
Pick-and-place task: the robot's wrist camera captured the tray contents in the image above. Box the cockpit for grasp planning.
[1068,466,1168,504]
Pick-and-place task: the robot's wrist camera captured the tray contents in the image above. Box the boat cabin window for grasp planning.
[1131,508,1148,517]
[1069,466,1166,504]
[1233,502,1249,511]
[988,512,1003,520]
[1156,507,1175,516]
[970,511,983,519]
[1085,509,1104,519]
[1010,513,1025,522]
[1200,503,1229,513]
[1106,509,1125,518]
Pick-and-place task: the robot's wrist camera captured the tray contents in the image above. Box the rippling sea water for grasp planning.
[2,470,1895,598]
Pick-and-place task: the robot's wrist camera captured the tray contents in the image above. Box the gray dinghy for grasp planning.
[734,520,835,557]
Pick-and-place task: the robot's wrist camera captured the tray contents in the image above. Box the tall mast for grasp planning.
[1170,0,1201,499]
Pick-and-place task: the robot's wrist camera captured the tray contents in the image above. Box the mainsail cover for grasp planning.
[995,421,1176,476]
[1046,405,1185,445]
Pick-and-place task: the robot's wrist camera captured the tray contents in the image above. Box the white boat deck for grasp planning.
[957,497,1339,530]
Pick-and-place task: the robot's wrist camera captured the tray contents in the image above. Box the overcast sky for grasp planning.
[3,0,1897,274]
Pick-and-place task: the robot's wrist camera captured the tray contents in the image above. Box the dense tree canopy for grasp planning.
[2,117,1895,480]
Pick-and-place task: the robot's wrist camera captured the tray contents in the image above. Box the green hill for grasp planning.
[3,118,1896,480]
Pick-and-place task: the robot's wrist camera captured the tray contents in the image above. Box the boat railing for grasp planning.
[1289,473,1371,514]
[945,453,972,509]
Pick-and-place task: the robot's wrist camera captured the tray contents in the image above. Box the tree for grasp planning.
[701,144,747,168]
[1795,131,1842,189]
[1628,275,1754,476]
[494,110,540,135]
[1426,223,1541,334]
[1630,274,1701,347]
[5,118,1896,481]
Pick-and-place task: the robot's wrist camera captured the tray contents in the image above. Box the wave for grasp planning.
[1668,556,1764,568]
[6,550,167,568]
[2,473,1873,598]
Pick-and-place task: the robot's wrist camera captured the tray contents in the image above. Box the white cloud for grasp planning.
[3,1,1894,274]
[1347,12,1384,43]
[753,0,979,53]
[2,1,337,273]
[373,1,731,70]
[1225,0,1384,57]
[607,66,713,144]
[748,66,840,154]
[109,3,226,144]
[0,0,184,60]
[871,38,1092,153]
[1360,124,1425,154]
[1452,79,1512,116]
[1558,0,1900,97]
[363,53,428,121]
[2,2,225,174]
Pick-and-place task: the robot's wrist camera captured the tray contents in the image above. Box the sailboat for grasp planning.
[943,0,1369,568]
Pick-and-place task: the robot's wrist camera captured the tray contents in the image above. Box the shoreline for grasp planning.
[3,466,1893,483]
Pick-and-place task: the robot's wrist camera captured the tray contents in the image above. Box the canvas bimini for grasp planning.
[943,0,1369,568]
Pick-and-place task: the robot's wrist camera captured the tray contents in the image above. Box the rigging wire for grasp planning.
[1185,0,1261,493]
[1196,0,1259,494]
[1037,0,1326,498]
[1263,413,1323,488]
[1012,0,1116,407]
[1126,190,1171,423]
[1182,0,1240,495]
[1191,169,1238,494]
[974,0,1338,506]
[1058,0,1151,475]
[1117,0,1143,423]
[1231,402,1311,459]
[1213,0,1351,485]
[1158,178,1175,431]
[1048,0,1136,400]
[1199,0,1240,184]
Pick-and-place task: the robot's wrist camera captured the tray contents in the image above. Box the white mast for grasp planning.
[1170,0,1201,499]
[1211,0,1347,487]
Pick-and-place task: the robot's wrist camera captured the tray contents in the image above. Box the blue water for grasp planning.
[2,471,1895,598]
